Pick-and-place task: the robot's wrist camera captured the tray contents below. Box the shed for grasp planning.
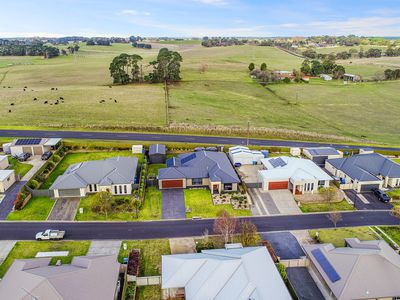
[0,170,16,193]
[290,147,301,157]
[132,145,143,154]
[149,144,166,164]
[228,146,264,165]
[303,147,343,166]
[0,155,9,170]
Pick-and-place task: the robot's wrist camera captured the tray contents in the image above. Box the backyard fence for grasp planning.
[25,186,54,198]
[280,258,309,268]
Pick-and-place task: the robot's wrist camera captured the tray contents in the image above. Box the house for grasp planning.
[228,146,265,165]
[9,138,62,156]
[158,151,240,193]
[149,144,166,164]
[161,245,291,300]
[258,156,332,194]
[0,170,16,193]
[343,73,361,82]
[303,239,400,300]
[273,70,294,80]
[50,156,138,198]
[0,155,9,170]
[325,153,400,192]
[303,147,343,166]
[320,74,332,81]
[0,255,120,300]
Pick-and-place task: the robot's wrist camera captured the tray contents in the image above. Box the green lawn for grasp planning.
[388,189,400,200]
[300,200,355,213]
[118,239,170,276]
[309,227,378,247]
[41,151,133,189]
[147,164,166,176]
[184,189,251,218]
[379,226,400,246]
[0,241,90,278]
[7,156,33,177]
[137,286,161,300]
[6,196,55,220]
[393,159,400,163]
[139,186,162,220]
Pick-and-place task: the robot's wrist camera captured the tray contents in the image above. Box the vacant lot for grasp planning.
[6,196,55,220]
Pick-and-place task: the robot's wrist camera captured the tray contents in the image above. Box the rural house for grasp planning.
[9,138,62,156]
[50,156,138,198]
[149,144,166,164]
[303,147,343,166]
[258,156,332,194]
[161,245,291,300]
[303,239,400,300]
[0,170,16,193]
[158,151,240,193]
[343,73,361,82]
[325,153,400,192]
[228,145,266,165]
[0,155,9,170]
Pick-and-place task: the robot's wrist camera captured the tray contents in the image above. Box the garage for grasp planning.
[161,179,184,189]
[312,156,328,167]
[57,189,82,197]
[268,181,289,190]
[360,184,380,192]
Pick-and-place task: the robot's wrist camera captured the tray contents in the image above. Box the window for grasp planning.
[224,183,233,191]
[114,186,117,194]
[93,185,97,192]
[119,185,122,194]
[124,185,127,194]
[192,178,203,185]
[318,180,325,187]
[89,185,92,192]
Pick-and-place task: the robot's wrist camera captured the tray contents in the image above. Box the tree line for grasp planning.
[300,58,346,78]
[201,37,246,47]
[303,47,400,60]
[0,42,60,58]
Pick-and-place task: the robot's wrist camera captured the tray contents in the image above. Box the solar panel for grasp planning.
[166,157,176,168]
[270,157,287,168]
[181,153,196,165]
[311,248,341,283]
[15,138,42,146]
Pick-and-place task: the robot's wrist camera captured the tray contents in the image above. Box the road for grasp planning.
[0,211,397,240]
[0,129,399,151]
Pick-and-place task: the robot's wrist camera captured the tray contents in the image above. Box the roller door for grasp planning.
[360,184,380,192]
[58,189,81,197]
[268,181,289,190]
[161,179,184,189]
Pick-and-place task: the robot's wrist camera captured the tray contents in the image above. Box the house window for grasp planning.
[93,185,97,192]
[318,180,325,187]
[119,185,122,194]
[89,185,93,192]
[114,186,118,194]
[192,178,203,185]
[124,185,127,194]
[224,183,233,191]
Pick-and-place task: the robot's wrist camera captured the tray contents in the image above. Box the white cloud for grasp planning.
[120,9,151,16]
[194,0,228,6]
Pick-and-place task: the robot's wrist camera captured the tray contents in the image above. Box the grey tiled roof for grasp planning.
[149,144,166,155]
[305,147,341,156]
[327,153,400,182]
[158,151,240,183]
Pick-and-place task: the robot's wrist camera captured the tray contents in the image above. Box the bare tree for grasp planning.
[327,210,342,229]
[238,220,260,246]
[213,209,237,244]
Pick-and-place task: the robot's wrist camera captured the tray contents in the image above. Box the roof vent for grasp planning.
[225,243,243,250]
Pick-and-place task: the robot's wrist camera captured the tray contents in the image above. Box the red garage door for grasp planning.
[161,179,184,189]
[268,181,289,190]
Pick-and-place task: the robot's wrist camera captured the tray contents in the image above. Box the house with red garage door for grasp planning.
[158,151,240,193]
[258,156,332,194]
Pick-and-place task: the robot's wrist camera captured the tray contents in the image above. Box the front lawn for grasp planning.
[393,158,400,163]
[139,187,162,220]
[0,241,90,278]
[388,189,400,200]
[41,151,133,189]
[379,226,400,246]
[6,197,55,221]
[300,200,355,213]
[184,189,251,218]
[118,239,170,276]
[8,156,33,178]
[309,227,378,247]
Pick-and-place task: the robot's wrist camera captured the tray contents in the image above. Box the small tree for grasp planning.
[260,62,267,71]
[131,198,142,219]
[92,191,113,218]
[213,209,237,244]
[327,210,342,229]
[248,62,255,71]
[238,220,260,246]
[320,186,335,208]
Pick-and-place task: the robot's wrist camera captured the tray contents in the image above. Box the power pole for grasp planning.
[246,120,250,146]
[164,80,169,126]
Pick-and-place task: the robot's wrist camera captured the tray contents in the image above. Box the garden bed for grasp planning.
[212,192,250,210]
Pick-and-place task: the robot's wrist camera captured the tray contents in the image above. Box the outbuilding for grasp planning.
[228,146,265,165]
[9,138,62,156]
[0,170,16,193]
[0,155,9,170]
[303,147,343,166]
[149,144,166,164]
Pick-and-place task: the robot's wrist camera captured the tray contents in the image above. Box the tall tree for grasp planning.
[92,191,113,218]
[327,210,342,229]
[238,220,260,246]
[213,209,237,244]
[109,53,143,84]
[248,62,255,71]
[131,198,142,219]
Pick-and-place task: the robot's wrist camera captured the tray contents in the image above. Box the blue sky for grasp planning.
[1,0,400,37]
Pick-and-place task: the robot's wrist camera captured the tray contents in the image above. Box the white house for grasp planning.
[320,74,332,81]
[0,155,9,170]
[228,146,265,165]
[258,156,332,194]
[0,170,16,193]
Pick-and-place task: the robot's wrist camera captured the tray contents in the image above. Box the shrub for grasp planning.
[46,160,55,169]
[276,263,288,283]
[127,250,140,276]
[28,179,39,189]
[52,154,61,162]
[196,240,215,252]
[35,174,46,183]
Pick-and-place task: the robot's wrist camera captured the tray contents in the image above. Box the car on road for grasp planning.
[17,152,31,162]
[41,151,53,160]
[36,229,65,241]
[371,188,391,203]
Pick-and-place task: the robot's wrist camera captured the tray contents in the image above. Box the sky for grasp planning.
[1,0,400,37]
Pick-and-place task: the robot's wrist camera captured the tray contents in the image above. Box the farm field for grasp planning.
[1,42,399,145]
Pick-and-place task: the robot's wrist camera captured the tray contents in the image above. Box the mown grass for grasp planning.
[379,226,400,246]
[309,227,378,247]
[6,196,55,220]
[300,200,355,213]
[0,241,90,278]
[7,156,33,177]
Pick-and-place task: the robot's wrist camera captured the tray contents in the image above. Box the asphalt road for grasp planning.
[0,211,397,240]
[0,129,399,151]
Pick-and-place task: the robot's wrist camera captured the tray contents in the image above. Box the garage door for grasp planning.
[360,184,380,192]
[22,146,33,154]
[33,146,43,155]
[161,179,184,189]
[58,189,81,197]
[268,181,289,190]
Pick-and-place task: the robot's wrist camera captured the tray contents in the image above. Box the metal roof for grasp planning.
[305,147,341,157]
[149,144,166,155]
[0,169,14,181]
[43,138,62,146]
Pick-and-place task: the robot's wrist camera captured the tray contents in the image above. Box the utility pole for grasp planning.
[246,120,250,146]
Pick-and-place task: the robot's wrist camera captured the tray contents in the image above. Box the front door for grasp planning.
[212,184,219,194]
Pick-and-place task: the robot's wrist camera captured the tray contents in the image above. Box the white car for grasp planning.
[36,229,65,241]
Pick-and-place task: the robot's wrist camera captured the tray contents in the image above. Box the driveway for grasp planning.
[248,188,280,215]
[269,190,302,215]
[47,198,80,221]
[286,267,325,300]
[87,240,122,256]
[0,181,27,220]
[162,189,186,219]
[21,156,46,181]
[345,190,392,210]
[260,232,305,260]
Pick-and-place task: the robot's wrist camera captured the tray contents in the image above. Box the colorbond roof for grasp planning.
[304,239,400,300]
[149,144,166,155]
[0,155,7,162]
[327,153,400,182]
[158,151,240,184]
[305,147,341,157]
[162,246,291,300]
[0,169,14,181]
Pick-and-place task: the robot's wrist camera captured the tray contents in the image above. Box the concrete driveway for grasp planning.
[345,190,392,210]
[162,189,186,219]
[286,267,325,300]
[248,188,280,215]
[87,240,122,256]
[269,190,302,215]
[47,198,80,221]
[260,232,305,260]
[21,156,46,181]
[0,181,27,220]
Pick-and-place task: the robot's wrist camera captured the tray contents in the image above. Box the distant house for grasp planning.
[303,239,400,300]
[258,156,332,194]
[0,170,16,193]
[9,138,62,156]
[0,255,120,300]
[273,70,294,80]
[149,144,166,164]
[161,246,292,300]
[0,155,9,170]
[228,146,265,165]
[343,73,361,82]
[320,74,332,81]
[325,153,400,192]
[50,156,138,198]
[303,147,343,167]
[158,151,240,193]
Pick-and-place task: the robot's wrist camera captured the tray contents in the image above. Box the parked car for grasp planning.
[371,188,391,203]
[41,151,53,160]
[36,229,65,241]
[17,152,31,162]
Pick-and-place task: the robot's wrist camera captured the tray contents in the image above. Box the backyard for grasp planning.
[7,156,32,177]
[309,227,378,247]
[6,196,55,220]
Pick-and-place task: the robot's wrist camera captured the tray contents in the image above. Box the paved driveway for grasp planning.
[268,190,302,215]
[87,240,122,256]
[47,198,80,221]
[0,181,27,220]
[286,267,325,300]
[345,190,392,210]
[162,189,186,219]
[260,232,305,259]
[21,156,46,181]
[249,188,280,215]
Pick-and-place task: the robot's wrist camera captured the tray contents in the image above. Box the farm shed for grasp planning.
[0,170,16,193]
[228,146,265,165]
[0,155,9,170]
[149,144,166,164]
[9,138,62,156]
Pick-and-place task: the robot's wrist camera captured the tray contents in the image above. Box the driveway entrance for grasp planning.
[162,189,185,219]
[47,198,80,220]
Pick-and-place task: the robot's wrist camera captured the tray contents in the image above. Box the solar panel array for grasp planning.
[166,157,176,168]
[270,157,287,168]
[15,138,42,146]
[311,248,341,283]
[181,153,196,165]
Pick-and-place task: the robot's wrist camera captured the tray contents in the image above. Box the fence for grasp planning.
[245,182,262,189]
[280,258,309,268]
[135,276,161,286]
[25,185,54,197]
